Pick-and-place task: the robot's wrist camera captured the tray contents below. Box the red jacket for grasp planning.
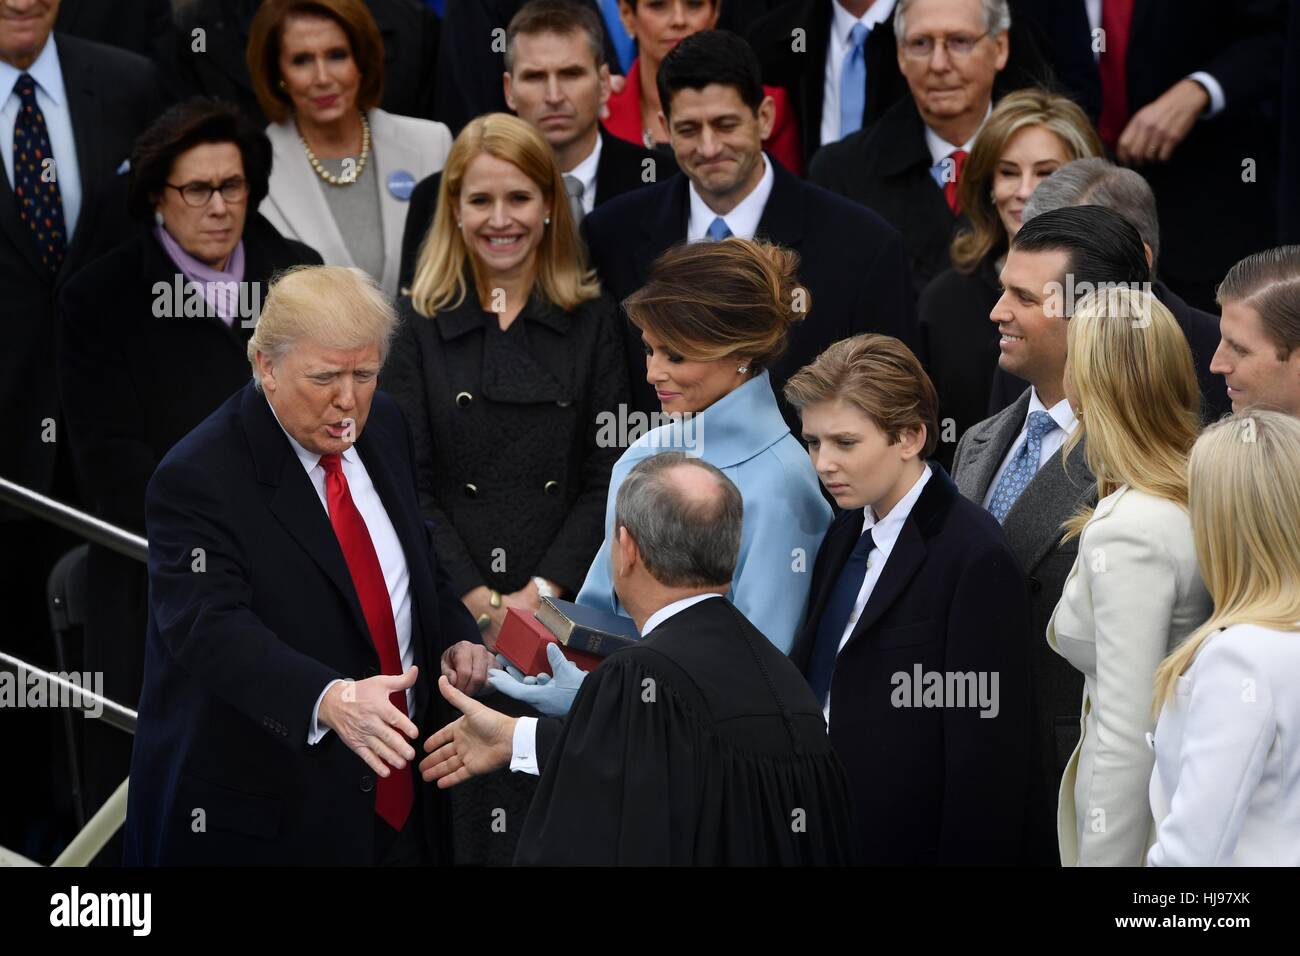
[604,57,803,176]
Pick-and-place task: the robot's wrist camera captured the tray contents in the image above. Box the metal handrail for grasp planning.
[0,476,147,563]
[0,652,138,735]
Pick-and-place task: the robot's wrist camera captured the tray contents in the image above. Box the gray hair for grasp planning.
[894,0,1011,39]
[613,452,743,588]
[1023,157,1161,268]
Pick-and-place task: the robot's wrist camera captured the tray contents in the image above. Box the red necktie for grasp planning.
[320,453,412,832]
[944,149,969,215]
[1098,0,1135,151]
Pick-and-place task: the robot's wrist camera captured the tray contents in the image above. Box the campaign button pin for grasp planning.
[387,169,416,201]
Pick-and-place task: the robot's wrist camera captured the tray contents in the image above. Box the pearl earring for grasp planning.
[544,216,551,226]
[154,210,164,227]
[278,79,287,90]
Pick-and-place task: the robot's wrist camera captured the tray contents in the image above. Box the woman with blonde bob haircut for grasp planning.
[1147,411,1300,865]
[1047,287,1212,867]
[920,88,1103,468]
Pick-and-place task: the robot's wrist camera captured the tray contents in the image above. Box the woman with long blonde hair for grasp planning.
[1147,412,1300,865]
[918,88,1103,468]
[1046,286,1212,866]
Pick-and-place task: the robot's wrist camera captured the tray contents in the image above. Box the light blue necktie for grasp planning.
[600,0,637,73]
[706,217,732,241]
[988,411,1058,524]
[838,22,869,139]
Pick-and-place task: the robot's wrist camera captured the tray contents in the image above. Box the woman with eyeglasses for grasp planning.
[56,96,322,824]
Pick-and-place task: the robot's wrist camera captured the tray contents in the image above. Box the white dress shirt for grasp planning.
[564,131,602,215]
[824,464,932,723]
[0,37,83,242]
[510,593,725,775]
[982,388,1079,510]
[820,0,898,146]
[1083,0,1225,117]
[1148,622,1300,866]
[686,153,774,242]
[262,401,415,744]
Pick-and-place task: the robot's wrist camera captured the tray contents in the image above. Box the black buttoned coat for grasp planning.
[382,288,629,599]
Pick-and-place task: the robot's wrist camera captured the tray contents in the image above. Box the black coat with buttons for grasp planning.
[383,288,629,598]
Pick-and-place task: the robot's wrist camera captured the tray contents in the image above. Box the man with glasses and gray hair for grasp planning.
[809,0,1016,295]
[421,452,855,865]
[985,156,1229,421]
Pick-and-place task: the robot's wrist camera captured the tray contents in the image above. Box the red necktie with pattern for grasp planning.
[12,73,67,273]
[320,453,413,832]
[1098,0,1135,151]
[945,149,969,215]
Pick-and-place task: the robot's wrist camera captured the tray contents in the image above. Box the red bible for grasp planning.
[495,608,604,676]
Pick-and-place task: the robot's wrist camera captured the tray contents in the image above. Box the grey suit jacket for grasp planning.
[952,387,1097,862]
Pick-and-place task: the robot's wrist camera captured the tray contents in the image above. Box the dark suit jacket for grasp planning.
[808,94,969,297]
[951,388,1097,865]
[57,216,321,814]
[1017,0,1286,304]
[56,0,174,65]
[123,384,482,865]
[398,127,675,289]
[1283,0,1300,243]
[0,34,163,507]
[748,0,1053,166]
[582,158,915,422]
[172,0,441,126]
[986,280,1231,424]
[790,465,1032,865]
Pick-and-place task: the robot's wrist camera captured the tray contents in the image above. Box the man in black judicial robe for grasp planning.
[421,453,855,865]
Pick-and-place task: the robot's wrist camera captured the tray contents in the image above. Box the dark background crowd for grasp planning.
[3,0,1299,867]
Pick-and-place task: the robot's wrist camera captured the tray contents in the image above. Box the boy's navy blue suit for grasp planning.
[791,464,1033,865]
[124,382,482,865]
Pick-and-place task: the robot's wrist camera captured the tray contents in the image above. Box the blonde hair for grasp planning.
[247,265,397,388]
[1061,287,1201,539]
[784,334,939,458]
[1153,412,1300,711]
[952,88,1104,273]
[408,113,598,316]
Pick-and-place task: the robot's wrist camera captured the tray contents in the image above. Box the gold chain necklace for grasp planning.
[300,112,370,186]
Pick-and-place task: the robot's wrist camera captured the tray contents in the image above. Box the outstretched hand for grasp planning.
[419,676,516,789]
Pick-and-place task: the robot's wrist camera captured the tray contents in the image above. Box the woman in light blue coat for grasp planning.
[574,239,829,652]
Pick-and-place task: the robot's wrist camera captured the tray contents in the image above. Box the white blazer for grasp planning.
[1047,485,1211,866]
[260,109,452,297]
[1148,622,1300,866]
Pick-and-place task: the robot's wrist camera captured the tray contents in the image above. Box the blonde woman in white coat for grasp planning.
[1147,411,1300,866]
[1046,287,1211,866]
[247,0,452,298]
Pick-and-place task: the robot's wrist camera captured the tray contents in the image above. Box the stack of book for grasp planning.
[494,598,641,677]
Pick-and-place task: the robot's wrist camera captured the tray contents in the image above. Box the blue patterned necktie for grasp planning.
[12,73,66,273]
[838,22,869,139]
[706,216,732,241]
[807,527,876,705]
[988,410,1058,524]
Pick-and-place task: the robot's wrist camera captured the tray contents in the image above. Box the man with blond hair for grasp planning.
[124,265,492,866]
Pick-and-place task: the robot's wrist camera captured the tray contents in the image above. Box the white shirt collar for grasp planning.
[861,463,932,558]
[564,131,602,210]
[832,0,897,42]
[0,35,66,107]
[641,592,724,636]
[1027,386,1079,436]
[264,395,360,475]
[687,152,774,243]
[923,101,992,167]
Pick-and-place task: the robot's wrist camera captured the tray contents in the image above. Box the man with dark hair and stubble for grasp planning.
[951,204,1153,865]
[420,452,855,865]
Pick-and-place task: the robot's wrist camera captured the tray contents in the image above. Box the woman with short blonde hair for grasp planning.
[1047,287,1212,866]
[1147,411,1300,865]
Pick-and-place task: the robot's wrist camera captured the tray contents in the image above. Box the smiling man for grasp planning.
[1211,246,1300,417]
[951,204,1155,865]
[124,265,493,866]
[582,28,913,424]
